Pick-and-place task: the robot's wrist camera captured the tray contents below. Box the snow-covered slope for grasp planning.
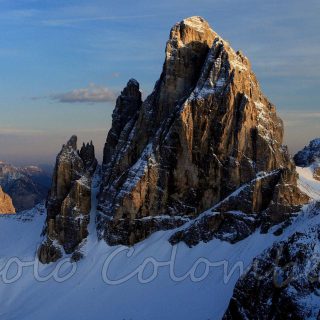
[0,169,319,320]
[223,169,320,319]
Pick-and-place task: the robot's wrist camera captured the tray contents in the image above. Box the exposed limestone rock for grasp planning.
[98,16,308,246]
[170,168,309,246]
[0,186,15,214]
[264,167,310,225]
[38,136,97,264]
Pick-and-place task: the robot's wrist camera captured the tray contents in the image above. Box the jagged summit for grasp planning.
[66,135,77,150]
[97,16,308,246]
[102,78,142,166]
[127,78,139,88]
[170,16,216,44]
[181,16,212,31]
[38,15,309,256]
[39,135,97,263]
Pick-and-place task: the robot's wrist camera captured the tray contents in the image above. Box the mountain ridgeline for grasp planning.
[39,16,309,263]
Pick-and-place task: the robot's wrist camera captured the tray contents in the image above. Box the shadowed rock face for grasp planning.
[223,207,320,320]
[294,138,320,181]
[102,78,142,182]
[294,138,320,167]
[38,136,97,263]
[98,16,308,246]
[0,186,15,214]
[80,141,98,175]
[169,167,309,246]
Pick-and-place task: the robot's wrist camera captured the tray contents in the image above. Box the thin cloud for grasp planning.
[0,127,44,136]
[280,111,320,119]
[50,83,117,103]
[41,14,157,27]
[280,111,320,128]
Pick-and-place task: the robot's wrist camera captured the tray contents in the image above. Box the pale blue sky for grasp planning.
[0,0,319,165]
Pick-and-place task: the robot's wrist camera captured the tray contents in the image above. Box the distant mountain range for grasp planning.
[0,161,51,211]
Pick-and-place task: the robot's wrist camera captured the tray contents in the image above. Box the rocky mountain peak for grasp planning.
[169,16,216,46]
[125,78,140,95]
[66,135,78,150]
[39,135,97,263]
[102,78,142,166]
[161,17,217,120]
[80,141,98,174]
[97,16,308,246]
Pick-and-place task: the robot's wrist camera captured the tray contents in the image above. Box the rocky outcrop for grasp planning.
[102,78,142,167]
[0,161,51,211]
[294,138,320,181]
[218,144,320,318]
[223,205,320,320]
[170,167,309,246]
[38,136,97,263]
[294,138,320,166]
[98,16,308,246]
[80,141,98,174]
[0,186,15,214]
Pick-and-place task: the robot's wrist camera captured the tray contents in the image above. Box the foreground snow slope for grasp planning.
[0,169,319,320]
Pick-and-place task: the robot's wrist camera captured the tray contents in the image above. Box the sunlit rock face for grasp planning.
[0,186,15,214]
[38,136,97,263]
[98,16,308,246]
